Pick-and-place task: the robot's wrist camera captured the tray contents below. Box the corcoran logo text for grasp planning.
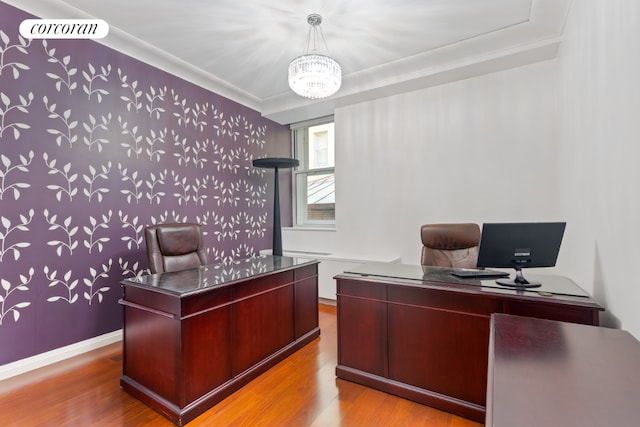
[19,19,109,39]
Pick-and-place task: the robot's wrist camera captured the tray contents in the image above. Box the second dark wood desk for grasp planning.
[120,255,320,425]
[335,263,603,422]
[487,314,640,427]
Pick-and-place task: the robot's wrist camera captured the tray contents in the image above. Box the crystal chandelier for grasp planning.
[288,14,342,99]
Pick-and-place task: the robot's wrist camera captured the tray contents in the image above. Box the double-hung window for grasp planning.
[292,118,335,227]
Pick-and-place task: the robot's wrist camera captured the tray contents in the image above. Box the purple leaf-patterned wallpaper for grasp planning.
[0,3,291,365]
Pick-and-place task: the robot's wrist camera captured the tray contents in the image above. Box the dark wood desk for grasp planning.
[335,263,603,422]
[487,314,640,427]
[120,255,320,426]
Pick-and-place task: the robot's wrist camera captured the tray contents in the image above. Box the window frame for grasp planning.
[291,116,336,228]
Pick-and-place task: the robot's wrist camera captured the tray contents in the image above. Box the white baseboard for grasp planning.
[319,297,336,306]
[0,329,122,381]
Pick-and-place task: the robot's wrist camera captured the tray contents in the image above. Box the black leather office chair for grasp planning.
[144,223,207,274]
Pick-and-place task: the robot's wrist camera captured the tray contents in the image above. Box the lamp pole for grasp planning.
[252,157,299,256]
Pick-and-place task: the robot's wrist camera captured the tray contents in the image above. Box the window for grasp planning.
[292,118,335,227]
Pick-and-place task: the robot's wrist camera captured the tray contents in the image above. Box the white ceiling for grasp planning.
[9,0,570,124]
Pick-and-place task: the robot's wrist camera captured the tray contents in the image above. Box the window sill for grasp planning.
[283,226,336,232]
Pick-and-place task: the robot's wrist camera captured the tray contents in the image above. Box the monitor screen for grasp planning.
[476,222,566,288]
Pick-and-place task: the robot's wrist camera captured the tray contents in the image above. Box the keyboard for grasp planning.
[450,269,510,279]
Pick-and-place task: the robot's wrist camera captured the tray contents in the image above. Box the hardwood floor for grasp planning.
[0,305,483,427]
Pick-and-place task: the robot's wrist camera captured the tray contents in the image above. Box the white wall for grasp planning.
[284,1,640,338]
[285,61,560,265]
[555,0,640,335]
[334,61,561,264]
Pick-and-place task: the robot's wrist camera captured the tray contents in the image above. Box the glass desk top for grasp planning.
[122,255,318,296]
[343,262,591,298]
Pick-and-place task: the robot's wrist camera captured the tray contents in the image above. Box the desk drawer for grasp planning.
[294,264,317,280]
[337,278,386,300]
[504,300,599,325]
[123,286,180,316]
[388,285,502,316]
[182,287,233,317]
[234,270,293,299]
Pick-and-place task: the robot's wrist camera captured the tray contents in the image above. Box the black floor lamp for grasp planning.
[252,157,299,256]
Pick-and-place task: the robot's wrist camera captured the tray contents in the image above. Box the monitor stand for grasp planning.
[496,267,541,289]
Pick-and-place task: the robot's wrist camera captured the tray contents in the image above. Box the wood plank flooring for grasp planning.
[0,305,483,426]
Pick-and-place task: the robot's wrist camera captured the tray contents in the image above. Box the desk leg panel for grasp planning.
[122,306,179,403]
[182,306,233,404]
[295,275,319,339]
[387,304,490,407]
[337,295,387,377]
[233,285,295,375]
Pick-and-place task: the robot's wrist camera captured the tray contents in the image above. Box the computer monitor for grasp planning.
[476,222,566,288]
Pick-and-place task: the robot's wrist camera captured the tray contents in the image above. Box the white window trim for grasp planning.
[290,116,335,229]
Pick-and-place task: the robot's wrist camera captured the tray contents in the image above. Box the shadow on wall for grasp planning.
[592,243,621,329]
